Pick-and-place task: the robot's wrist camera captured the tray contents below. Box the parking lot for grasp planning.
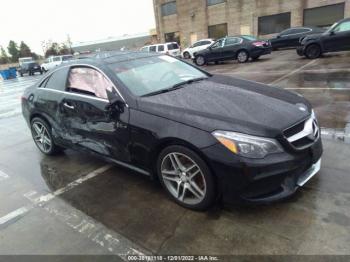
[0,49,350,257]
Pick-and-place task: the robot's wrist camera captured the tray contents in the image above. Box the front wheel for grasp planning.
[183,52,191,59]
[194,55,206,66]
[305,44,322,59]
[157,145,216,210]
[237,50,249,63]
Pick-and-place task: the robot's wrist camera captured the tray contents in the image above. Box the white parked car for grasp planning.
[182,39,215,59]
[140,42,181,57]
[41,55,74,72]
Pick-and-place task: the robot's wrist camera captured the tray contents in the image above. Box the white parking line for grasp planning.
[0,207,28,225]
[269,60,317,85]
[0,165,112,226]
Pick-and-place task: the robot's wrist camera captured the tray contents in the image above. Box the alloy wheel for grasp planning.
[161,152,206,205]
[195,56,205,66]
[183,52,191,59]
[306,45,321,59]
[32,122,52,153]
[237,51,248,63]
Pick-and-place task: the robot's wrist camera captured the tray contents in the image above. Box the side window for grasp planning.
[202,41,212,45]
[334,21,350,33]
[149,46,157,52]
[224,37,241,46]
[158,45,165,52]
[299,28,312,33]
[42,68,69,91]
[211,39,224,49]
[53,57,61,62]
[192,41,202,48]
[280,29,293,36]
[66,67,111,99]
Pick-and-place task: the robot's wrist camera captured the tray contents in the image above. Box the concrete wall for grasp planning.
[154,0,350,46]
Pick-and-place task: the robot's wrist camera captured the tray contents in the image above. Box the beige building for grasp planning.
[153,0,350,47]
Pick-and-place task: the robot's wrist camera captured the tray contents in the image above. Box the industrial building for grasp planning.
[153,0,350,46]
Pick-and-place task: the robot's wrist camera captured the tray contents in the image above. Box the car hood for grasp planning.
[137,75,311,137]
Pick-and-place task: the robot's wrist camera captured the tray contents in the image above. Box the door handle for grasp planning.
[63,102,75,110]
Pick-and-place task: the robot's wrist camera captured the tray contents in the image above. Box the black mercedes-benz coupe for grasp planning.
[193,35,272,65]
[22,52,322,210]
[297,18,350,59]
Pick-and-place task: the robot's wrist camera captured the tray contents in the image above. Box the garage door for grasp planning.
[304,3,345,28]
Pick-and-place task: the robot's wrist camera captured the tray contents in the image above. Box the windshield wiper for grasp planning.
[142,77,207,97]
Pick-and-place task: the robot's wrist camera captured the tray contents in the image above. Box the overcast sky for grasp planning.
[0,0,155,55]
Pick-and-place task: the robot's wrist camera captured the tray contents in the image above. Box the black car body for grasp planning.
[22,52,322,210]
[193,35,272,65]
[297,18,350,59]
[270,27,326,50]
[19,62,43,76]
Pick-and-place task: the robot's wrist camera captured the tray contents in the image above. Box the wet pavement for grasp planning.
[0,50,350,257]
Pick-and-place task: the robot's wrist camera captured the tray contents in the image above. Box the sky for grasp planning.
[0,0,155,55]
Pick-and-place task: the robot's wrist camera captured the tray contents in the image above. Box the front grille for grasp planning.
[283,112,320,150]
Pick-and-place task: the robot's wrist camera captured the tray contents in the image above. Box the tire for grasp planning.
[30,117,62,155]
[183,52,191,59]
[305,44,322,59]
[237,50,249,63]
[40,70,43,75]
[194,55,206,66]
[20,72,23,77]
[157,145,216,211]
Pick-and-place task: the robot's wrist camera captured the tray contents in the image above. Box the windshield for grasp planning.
[108,55,207,96]
[325,22,339,33]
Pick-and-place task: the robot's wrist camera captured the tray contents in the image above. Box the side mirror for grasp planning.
[329,31,335,36]
[277,35,281,39]
[105,99,125,114]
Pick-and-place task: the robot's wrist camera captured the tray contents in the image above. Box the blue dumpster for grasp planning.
[9,67,17,78]
[0,67,17,80]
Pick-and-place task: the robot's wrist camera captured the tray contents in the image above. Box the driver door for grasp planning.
[59,66,131,162]
[324,20,350,51]
[207,39,225,61]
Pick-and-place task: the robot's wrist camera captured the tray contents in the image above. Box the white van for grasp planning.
[41,55,74,72]
[140,42,181,57]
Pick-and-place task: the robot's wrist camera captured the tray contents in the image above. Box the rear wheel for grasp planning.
[237,50,249,63]
[30,117,62,155]
[194,55,206,66]
[305,44,322,59]
[157,145,216,211]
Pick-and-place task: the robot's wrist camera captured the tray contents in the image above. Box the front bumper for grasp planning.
[201,137,323,204]
[296,46,305,56]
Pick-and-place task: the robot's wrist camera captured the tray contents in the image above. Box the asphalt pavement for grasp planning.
[0,50,349,258]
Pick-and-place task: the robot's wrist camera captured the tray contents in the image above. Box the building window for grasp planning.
[207,0,225,6]
[165,32,180,44]
[258,12,291,35]
[304,3,345,28]
[208,23,228,39]
[161,1,176,16]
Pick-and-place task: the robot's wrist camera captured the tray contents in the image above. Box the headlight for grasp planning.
[212,131,283,159]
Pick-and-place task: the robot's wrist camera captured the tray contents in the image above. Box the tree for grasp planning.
[19,41,32,57]
[0,46,10,64]
[7,40,20,62]
[44,42,60,58]
[58,43,71,55]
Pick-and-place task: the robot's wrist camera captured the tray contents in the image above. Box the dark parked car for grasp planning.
[19,62,43,76]
[22,52,322,210]
[270,27,326,50]
[297,18,350,59]
[193,35,272,65]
